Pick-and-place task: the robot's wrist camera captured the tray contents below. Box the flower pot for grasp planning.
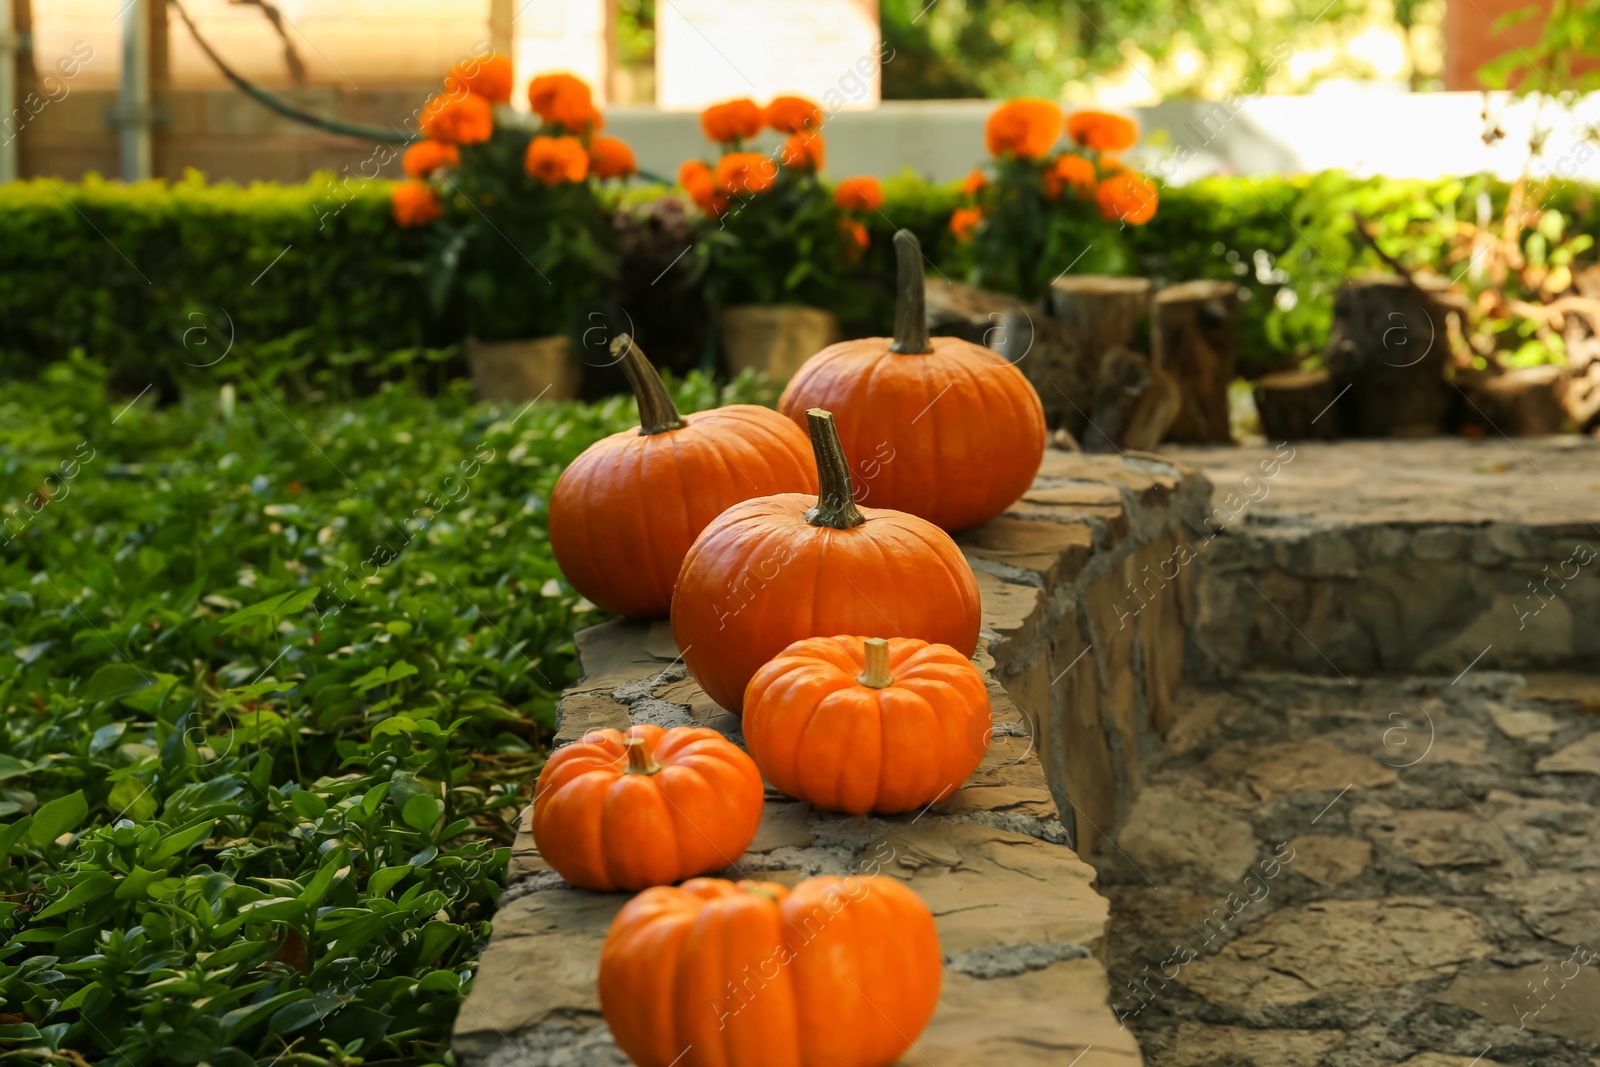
[719,305,841,384]
[466,335,581,404]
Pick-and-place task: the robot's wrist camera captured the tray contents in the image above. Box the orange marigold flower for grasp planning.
[1097,171,1158,226]
[962,168,988,195]
[950,206,984,241]
[446,52,513,105]
[700,98,763,144]
[679,159,724,214]
[529,73,602,134]
[765,95,823,134]
[1044,153,1097,201]
[402,140,460,179]
[985,98,1064,159]
[525,135,590,185]
[588,135,637,179]
[781,131,825,171]
[841,218,870,262]
[834,175,883,212]
[392,181,442,227]
[1066,110,1138,152]
[420,92,493,145]
[715,151,778,196]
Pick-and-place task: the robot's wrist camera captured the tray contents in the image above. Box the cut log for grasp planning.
[1253,370,1340,441]
[1154,280,1240,443]
[924,276,1089,432]
[1050,276,1153,364]
[1079,347,1180,453]
[1476,365,1570,436]
[1324,275,1454,437]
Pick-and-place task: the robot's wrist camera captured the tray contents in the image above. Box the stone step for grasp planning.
[1166,438,1600,678]
[454,447,1214,1066]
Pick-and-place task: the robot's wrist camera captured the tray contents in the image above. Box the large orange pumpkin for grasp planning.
[777,229,1047,531]
[600,875,941,1067]
[549,334,816,617]
[744,636,990,814]
[672,409,981,713]
[531,724,763,891]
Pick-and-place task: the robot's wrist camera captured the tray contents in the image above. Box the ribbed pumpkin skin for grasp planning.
[600,876,942,1067]
[744,636,990,814]
[671,496,981,713]
[530,725,764,891]
[777,337,1047,531]
[548,405,817,618]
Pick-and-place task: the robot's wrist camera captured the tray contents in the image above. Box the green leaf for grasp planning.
[58,981,101,1011]
[219,592,294,630]
[80,663,154,705]
[0,816,33,856]
[150,819,215,862]
[35,871,115,920]
[368,865,411,898]
[28,791,87,846]
[0,755,32,782]
[402,794,444,834]
[290,791,327,821]
[115,865,167,900]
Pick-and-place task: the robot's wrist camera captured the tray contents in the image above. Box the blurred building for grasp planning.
[0,0,877,182]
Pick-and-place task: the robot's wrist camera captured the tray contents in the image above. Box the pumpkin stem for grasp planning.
[623,737,662,776]
[889,229,932,355]
[613,333,687,435]
[803,408,865,530]
[858,638,894,688]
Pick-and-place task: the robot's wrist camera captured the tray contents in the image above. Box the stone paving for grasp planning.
[1166,437,1600,677]
[1093,668,1600,1067]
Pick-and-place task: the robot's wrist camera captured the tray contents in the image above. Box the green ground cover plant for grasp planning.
[0,356,774,1065]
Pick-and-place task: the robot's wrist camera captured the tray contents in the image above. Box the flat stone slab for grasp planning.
[457,618,1125,1066]
[1165,437,1600,531]
[1165,438,1600,675]
[1095,670,1600,1067]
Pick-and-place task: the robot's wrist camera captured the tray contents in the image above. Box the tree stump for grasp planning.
[1254,370,1340,441]
[1081,346,1176,453]
[1050,276,1152,365]
[1476,365,1570,436]
[1324,275,1454,437]
[1154,280,1240,443]
[924,276,1088,432]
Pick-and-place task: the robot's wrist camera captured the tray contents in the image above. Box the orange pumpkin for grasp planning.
[744,636,989,814]
[600,875,941,1067]
[777,229,1047,531]
[672,409,981,713]
[531,724,763,891]
[549,334,817,618]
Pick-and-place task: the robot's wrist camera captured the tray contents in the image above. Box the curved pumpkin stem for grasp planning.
[623,737,662,776]
[804,409,865,530]
[858,638,894,688]
[612,333,687,436]
[889,229,932,355]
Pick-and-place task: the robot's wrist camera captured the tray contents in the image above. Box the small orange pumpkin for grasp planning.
[531,724,763,891]
[600,875,941,1067]
[672,409,981,713]
[744,636,990,814]
[777,230,1047,531]
[549,335,817,618]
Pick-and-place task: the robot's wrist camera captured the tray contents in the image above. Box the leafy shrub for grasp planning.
[0,356,776,1065]
[3,170,1598,379]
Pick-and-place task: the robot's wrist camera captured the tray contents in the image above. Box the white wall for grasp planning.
[606,89,1600,187]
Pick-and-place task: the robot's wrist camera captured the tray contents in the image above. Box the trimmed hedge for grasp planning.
[3,169,1595,379]
[0,172,438,386]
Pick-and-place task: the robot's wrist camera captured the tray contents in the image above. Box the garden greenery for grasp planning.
[0,356,775,1065]
[0,170,1594,384]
